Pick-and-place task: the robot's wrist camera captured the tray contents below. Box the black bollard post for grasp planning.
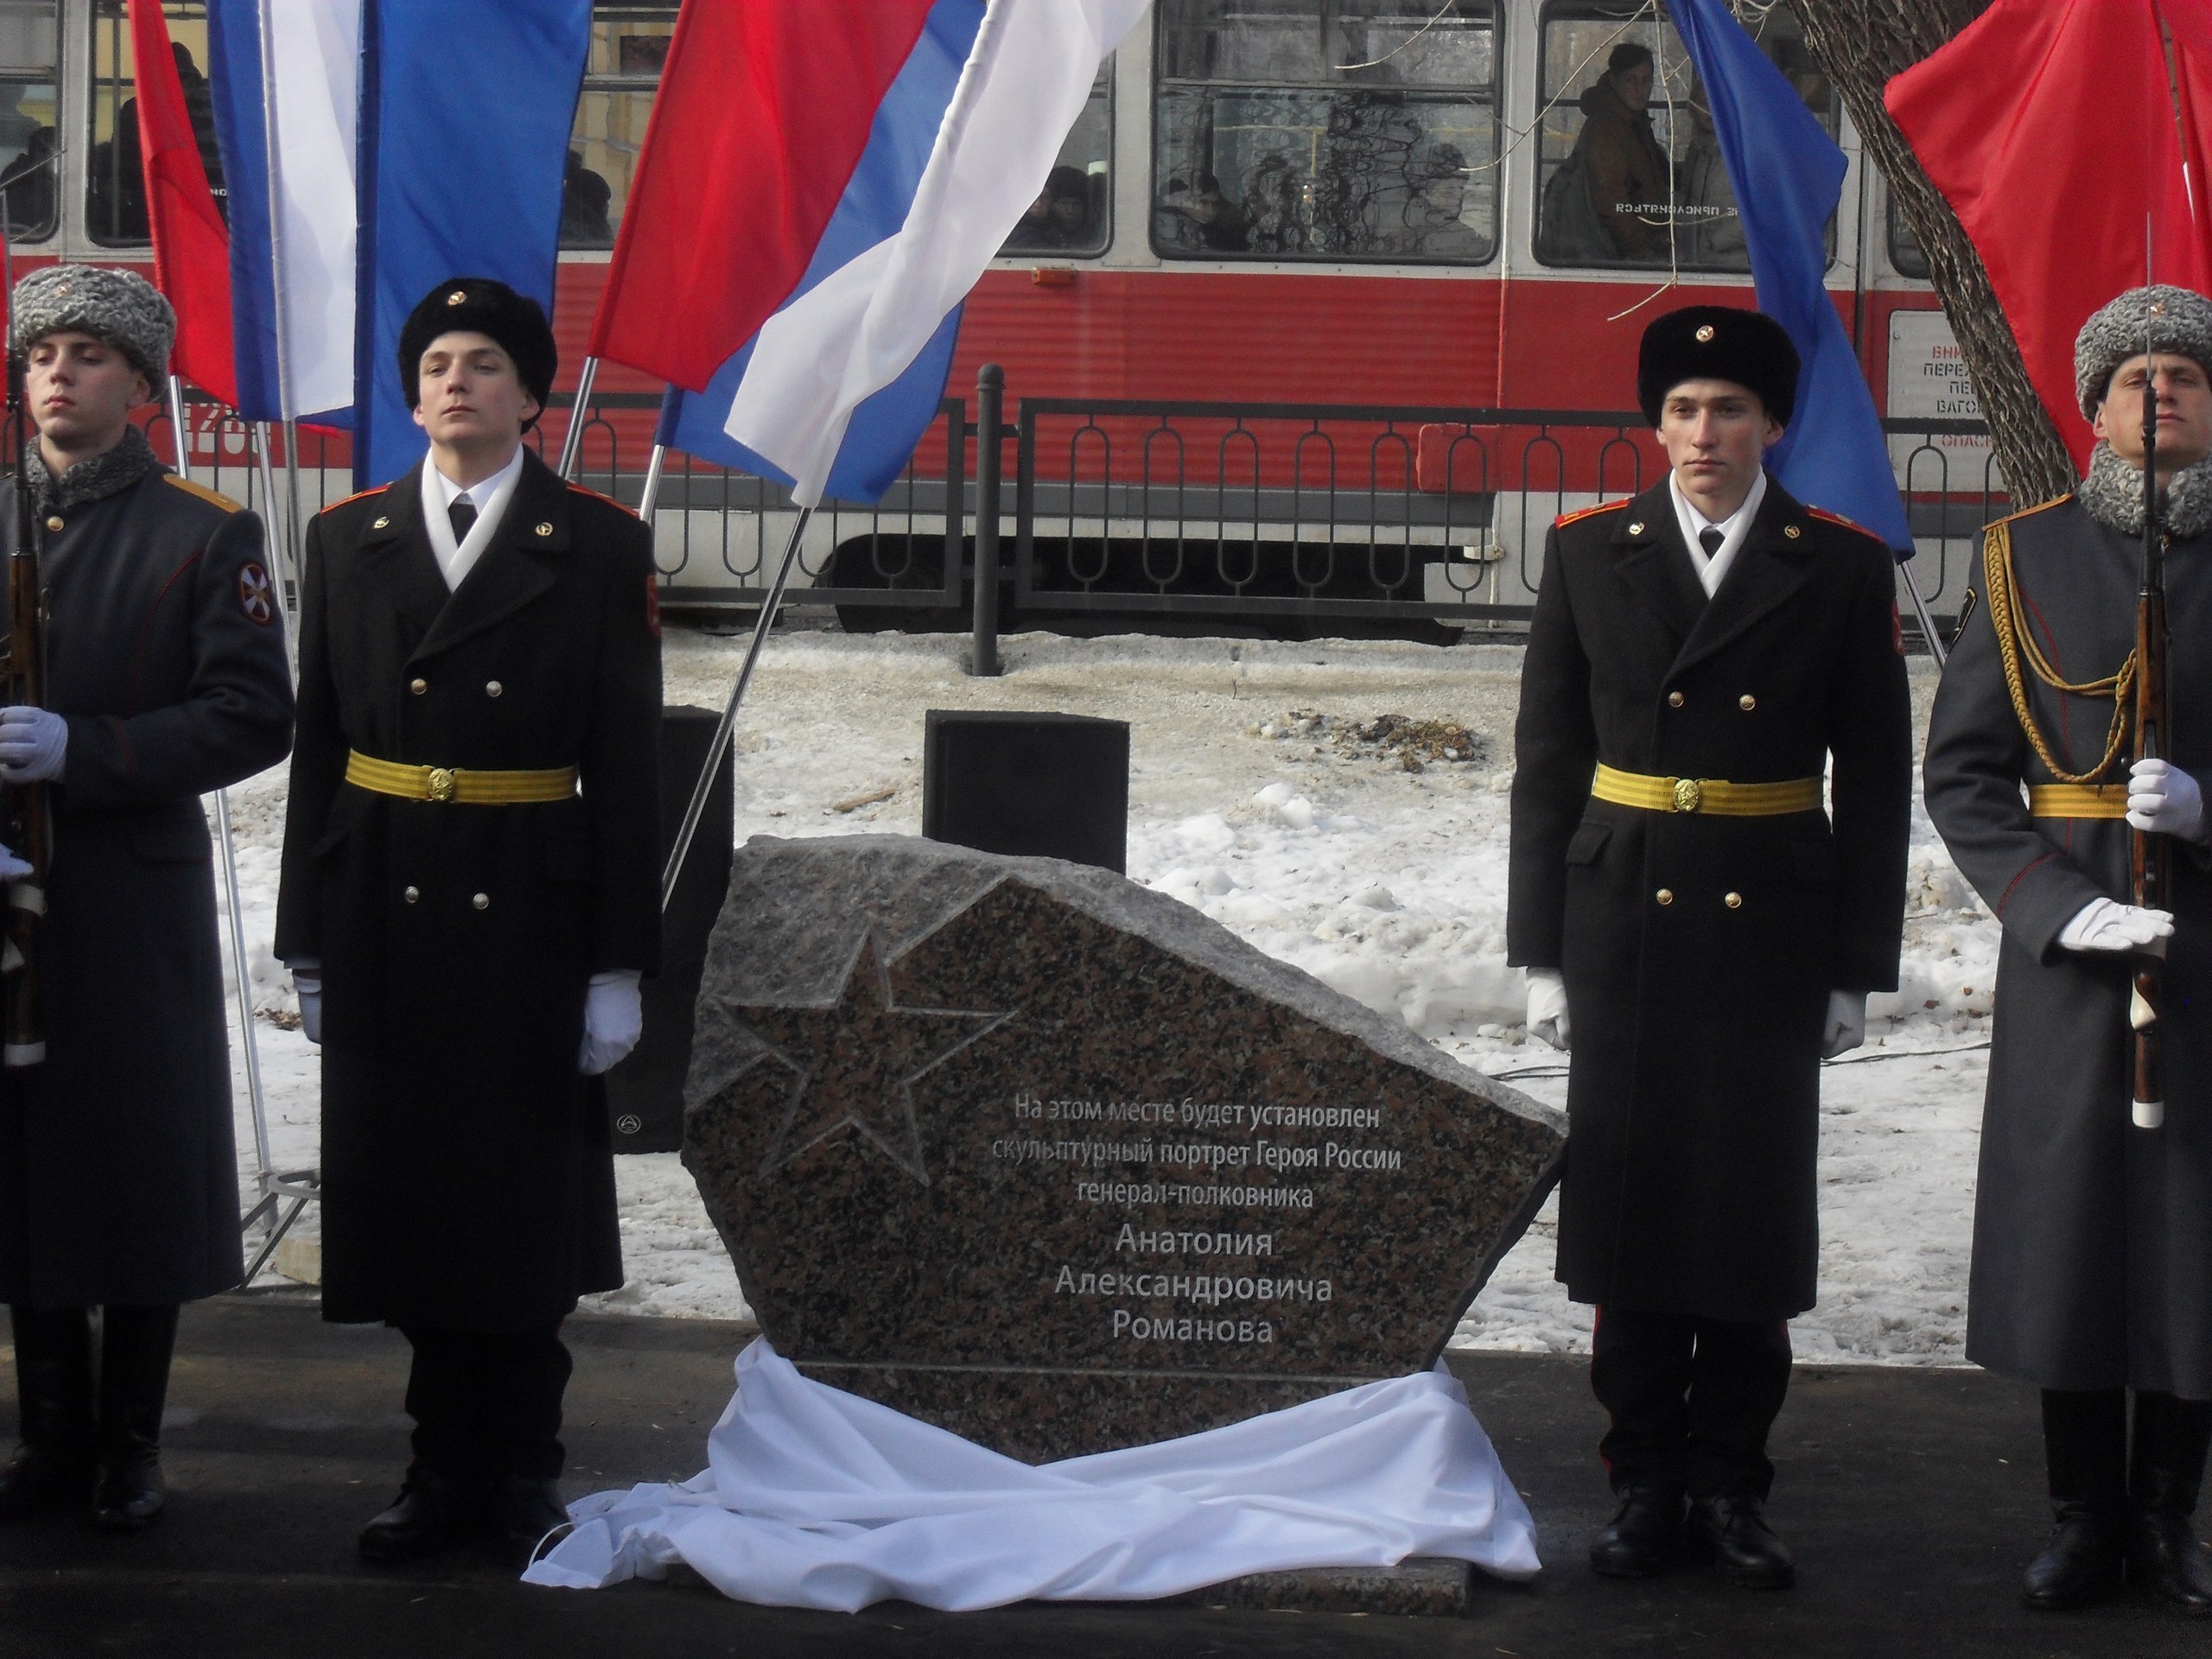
[969,362,1004,678]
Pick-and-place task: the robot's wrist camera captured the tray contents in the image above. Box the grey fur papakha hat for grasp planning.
[8,264,175,381]
[2075,283,2212,417]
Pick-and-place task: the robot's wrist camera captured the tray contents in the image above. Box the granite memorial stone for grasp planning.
[683,835,1565,1463]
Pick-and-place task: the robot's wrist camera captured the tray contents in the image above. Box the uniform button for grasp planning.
[535,521,554,537]
[403,885,420,904]
[1738,694,1757,711]
[1667,690,1685,708]
[42,515,62,532]
[409,677,427,696]
[472,892,490,911]
[485,680,503,697]
[1656,888,1674,906]
[1725,891,1744,909]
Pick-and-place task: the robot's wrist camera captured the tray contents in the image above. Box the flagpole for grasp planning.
[637,442,668,520]
[556,355,601,480]
[167,373,277,1259]
[662,506,810,910]
[251,419,295,616]
[1900,561,1947,668]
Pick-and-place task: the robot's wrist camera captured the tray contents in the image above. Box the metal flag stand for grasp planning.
[165,377,317,1283]
[556,355,601,480]
[1900,561,1948,668]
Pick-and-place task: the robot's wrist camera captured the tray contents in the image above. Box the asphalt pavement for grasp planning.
[0,1295,2202,1659]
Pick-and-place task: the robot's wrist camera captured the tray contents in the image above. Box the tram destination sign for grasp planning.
[683,835,1564,1462]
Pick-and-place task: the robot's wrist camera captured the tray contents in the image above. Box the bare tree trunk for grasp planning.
[1781,0,2078,506]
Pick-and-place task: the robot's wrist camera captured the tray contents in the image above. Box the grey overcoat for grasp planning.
[1924,493,2212,1398]
[0,433,295,1307]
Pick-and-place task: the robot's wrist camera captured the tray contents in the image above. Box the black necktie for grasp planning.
[448,498,479,544]
[1698,526,1725,559]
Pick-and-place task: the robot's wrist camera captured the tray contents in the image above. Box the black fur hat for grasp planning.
[397,276,556,429]
[1637,305,1800,428]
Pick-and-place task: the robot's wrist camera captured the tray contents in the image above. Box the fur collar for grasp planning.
[20,423,161,513]
[2075,438,2212,539]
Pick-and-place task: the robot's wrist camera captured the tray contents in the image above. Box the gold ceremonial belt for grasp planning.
[2027,784,2129,820]
[1591,763,1823,817]
[344,751,577,805]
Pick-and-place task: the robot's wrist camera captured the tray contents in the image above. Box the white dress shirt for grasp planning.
[1668,467,1768,598]
[422,444,526,592]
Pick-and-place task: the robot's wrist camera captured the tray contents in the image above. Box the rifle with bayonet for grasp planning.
[0,317,49,1067]
[2133,301,2171,1131]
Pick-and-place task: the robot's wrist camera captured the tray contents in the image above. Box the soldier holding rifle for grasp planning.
[0,266,293,1530]
[1924,284,2212,1614]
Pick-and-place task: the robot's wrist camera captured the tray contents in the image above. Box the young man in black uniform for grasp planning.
[276,278,661,1565]
[0,265,294,1530]
[1508,307,1912,1588]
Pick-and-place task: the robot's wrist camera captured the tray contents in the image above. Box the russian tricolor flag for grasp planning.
[596,0,1147,509]
[200,0,587,484]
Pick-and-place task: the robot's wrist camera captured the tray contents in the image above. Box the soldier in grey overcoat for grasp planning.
[1509,307,1912,1588]
[0,267,293,1531]
[275,278,660,1567]
[1924,284,2212,1614]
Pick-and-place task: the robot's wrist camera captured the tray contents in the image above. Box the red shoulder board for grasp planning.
[1806,505,1866,532]
[318,486,383,518]
[1554,498,1631,530]
[568,481,642,520]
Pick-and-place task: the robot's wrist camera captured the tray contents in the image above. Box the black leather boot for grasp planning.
[1687,1493,1796,1588]
[91,1304,179,1531]
[1589,1484,1685,1577]
[0,1306,94,1522]
[2024,1388,2126,1610]
[359,1465,482,1564]
[493,1476,570,1568]
[2129,1392,2212,1614]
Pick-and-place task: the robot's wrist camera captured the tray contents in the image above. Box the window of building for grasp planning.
[562,5,676,252]
[1152,1,1501,265]
[86,2,214,248]
[0,0,54,242]
[1888,190,1929,280]
[1000,61,1114,257]
[1534,2,1835,272]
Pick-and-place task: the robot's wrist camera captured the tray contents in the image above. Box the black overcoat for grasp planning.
[275,451,661,1332]
[0,446,295,1308]
[1923,493,2212,1397]
[1507,477,1912,1322]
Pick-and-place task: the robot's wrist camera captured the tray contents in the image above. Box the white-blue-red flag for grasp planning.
[601,0,1147,508]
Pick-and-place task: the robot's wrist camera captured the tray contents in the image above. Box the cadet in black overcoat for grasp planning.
[275,279,660,1565]
[1923,284,2212,1614]
[1507,308,1912,1587]
[0,267,293,1532]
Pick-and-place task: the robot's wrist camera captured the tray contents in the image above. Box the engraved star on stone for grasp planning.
[736,930,1011,1185]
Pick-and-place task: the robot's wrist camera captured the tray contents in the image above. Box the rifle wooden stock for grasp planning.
[2,346,46,1067]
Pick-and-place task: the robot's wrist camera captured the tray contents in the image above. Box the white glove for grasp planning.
[2126,758,2208,841]
[1821,990,1866,1059]
[578,970,644,1076]
[2057,896,2173,957]
[0,706,66,783]
[1525,969,1570,1051]
[0,838,29,881]
[294,975,322,1044]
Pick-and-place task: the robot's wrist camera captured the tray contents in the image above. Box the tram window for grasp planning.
[1535,3,1835,273]
[1152,0,1501,265]
[1001,62,1113,257]
[86,2,215,249]
[1888,192,1930,280]
[0,2,54,244]
[563,5,677,252]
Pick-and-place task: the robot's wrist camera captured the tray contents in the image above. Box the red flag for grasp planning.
[1888,0,2212,470]
[587,0,939,391]
[127,0,234,408]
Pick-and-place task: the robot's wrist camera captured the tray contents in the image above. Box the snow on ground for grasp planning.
[214,624,1997,1366]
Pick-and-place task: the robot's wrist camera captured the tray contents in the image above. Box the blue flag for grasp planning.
[353,0,591,488]
[1667,0,1912,554]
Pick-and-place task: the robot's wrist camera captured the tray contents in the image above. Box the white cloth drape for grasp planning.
[523,1339,1541,1611]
